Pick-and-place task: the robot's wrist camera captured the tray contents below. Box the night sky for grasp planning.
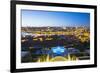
[21,10,90,27]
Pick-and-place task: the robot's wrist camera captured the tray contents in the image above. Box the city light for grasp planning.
[21,27,90,63]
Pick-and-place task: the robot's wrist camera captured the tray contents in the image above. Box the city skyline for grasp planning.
[21,10,90,27]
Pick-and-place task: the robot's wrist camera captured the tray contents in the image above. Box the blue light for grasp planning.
[51,46,65,55]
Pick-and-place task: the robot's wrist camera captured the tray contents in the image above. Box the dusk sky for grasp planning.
[21,10,90,27]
